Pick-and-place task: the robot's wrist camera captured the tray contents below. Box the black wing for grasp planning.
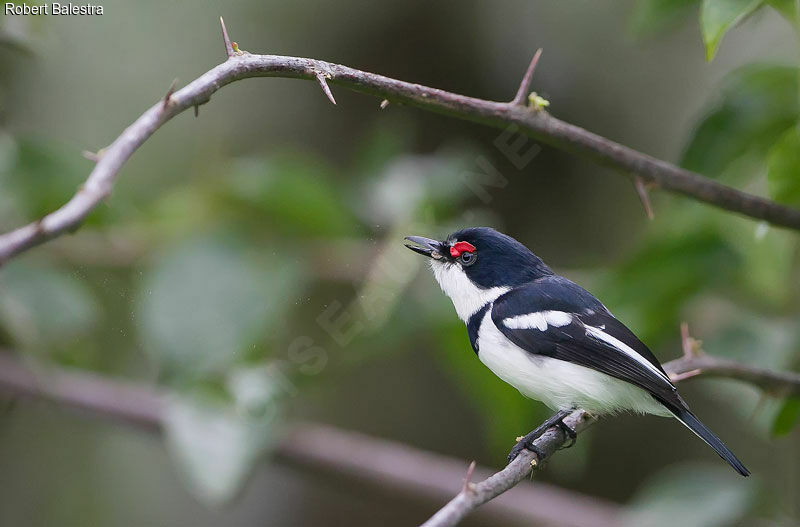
[491,276,750,476]
[490,276,680,406]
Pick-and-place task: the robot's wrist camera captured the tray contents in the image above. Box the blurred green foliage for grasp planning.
[772,396,800,436]
[682,65,798,180]
[623,463,757,527]
[634,0,798,60]
[137,235,303,378]
[701,0,765,60]
[0,262,98,353]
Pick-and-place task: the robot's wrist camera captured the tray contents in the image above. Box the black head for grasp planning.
[404,227,552,288]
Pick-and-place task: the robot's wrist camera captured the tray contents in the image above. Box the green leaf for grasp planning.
[623,463,756,527]
[0,262,98,350]
[4,138,111,225]
[137,236,301,376]
[224,155,360,237]
[771,397,800,437]
[701,0,765,60]
[629,0,700,37]
[683,65,799,178]
[716,216,798,307]
[163,368,282,505]
[768,0,798,22]
[767,125,800,207]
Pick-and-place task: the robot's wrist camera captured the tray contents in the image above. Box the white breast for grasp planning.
[430,261,509,321]
[476,309,669,416]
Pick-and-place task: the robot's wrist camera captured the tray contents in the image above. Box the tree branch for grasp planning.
[1,348,798,526]
[0,351,620,527]
[420,352,800,527]
[1,20,799,265]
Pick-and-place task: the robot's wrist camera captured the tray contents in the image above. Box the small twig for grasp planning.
[315,72,337,105]
[162,78,178,110]
[634,176,655,220]
[680,322,703,359]
[219,16,234,59]
[193,104,199,117]
[669,368,703,383]
[512,48,543,106]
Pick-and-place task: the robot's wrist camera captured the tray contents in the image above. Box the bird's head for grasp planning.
[404,227,552,320]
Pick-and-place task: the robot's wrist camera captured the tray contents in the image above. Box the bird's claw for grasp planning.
[556,420,577,449]
[507,438,546,463]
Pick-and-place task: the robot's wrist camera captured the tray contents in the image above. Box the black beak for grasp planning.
[404,236,445,260]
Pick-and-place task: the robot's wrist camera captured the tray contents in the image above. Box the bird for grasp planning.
[404,227,749,476]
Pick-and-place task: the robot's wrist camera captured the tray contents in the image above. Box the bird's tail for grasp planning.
[668,405,750,477]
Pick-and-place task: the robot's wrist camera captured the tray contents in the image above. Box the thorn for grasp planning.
[162,78,178,111]
[680,322,691,358]
[680,322,703,359]
[634,177,654,220]
[316,73,337,105]
[219,16,234,59]
[193,104,199,118]
[82,150,100,162]
[462,461,476,494]
[379,99,390,110]
[512,48,543,106]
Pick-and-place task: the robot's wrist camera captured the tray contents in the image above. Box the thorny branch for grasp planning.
[1,18,799,265]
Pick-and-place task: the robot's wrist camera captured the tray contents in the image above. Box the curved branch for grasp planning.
[666,353,800,397]
[1,21,799,264]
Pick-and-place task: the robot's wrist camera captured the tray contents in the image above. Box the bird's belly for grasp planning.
[476,313,668,416]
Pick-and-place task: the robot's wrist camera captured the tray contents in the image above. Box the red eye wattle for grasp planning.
[450,241,476,258]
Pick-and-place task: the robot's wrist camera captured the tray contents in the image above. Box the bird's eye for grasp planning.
[459,251,476,266]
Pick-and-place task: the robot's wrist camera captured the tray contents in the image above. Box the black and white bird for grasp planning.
[405,227,749,476]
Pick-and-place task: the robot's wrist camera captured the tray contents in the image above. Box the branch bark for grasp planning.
[1,349,798,526]
[1,20,799,265]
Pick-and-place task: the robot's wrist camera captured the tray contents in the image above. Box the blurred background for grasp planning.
[1,1,799,525]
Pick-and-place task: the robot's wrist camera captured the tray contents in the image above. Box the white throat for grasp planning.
[430,261,509,321]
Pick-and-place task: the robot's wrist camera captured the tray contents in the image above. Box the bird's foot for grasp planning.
[555,419,577,449]
[507,437,546,464]
[507,409,573,463]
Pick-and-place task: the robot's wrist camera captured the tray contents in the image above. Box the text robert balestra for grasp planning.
[5,3,104,15]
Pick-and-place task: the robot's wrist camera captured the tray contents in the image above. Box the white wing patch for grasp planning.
[477,312,670,416]
[584,325,672,384]
[503,311,572,331]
